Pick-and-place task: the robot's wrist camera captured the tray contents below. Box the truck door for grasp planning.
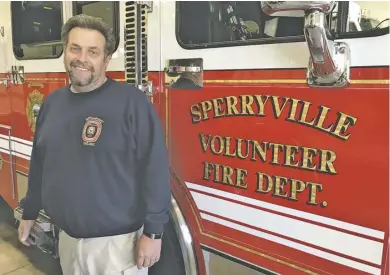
[6,1,67,208]
[0,0,17,208]
[162,1,389,275]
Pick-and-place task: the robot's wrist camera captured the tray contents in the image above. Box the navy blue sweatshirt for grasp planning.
[22,78,171,238]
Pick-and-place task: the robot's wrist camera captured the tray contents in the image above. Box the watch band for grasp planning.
[144,232,163,239]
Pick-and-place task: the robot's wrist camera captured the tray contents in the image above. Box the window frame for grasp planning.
[72,1,121,54]
[11,1,65,60]
[175,1,389,50]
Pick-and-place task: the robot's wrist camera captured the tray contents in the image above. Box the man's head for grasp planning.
[61,14,116,91]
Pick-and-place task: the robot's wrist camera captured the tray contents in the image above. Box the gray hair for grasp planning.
[61,14,116,56]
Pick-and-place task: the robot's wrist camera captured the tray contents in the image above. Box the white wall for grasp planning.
[357,1,390,21]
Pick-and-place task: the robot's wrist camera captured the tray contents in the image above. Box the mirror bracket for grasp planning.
[306,40,350,88]
[304,9,350,88]
[262,1,351,88]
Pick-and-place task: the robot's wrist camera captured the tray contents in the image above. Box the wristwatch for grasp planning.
[144,232,163,239]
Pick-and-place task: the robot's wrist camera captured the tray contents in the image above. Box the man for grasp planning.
[18,14,171,275]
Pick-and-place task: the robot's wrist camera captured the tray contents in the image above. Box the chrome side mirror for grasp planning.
[262,1,350,88]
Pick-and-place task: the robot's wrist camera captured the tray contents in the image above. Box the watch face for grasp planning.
[145,233,163,239]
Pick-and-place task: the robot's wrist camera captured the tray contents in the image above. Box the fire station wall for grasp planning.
[359,1,389,23]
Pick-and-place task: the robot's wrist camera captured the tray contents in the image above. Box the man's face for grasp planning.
[64,27,111,88]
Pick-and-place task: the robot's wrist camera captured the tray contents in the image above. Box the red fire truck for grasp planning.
[0,1,388,275]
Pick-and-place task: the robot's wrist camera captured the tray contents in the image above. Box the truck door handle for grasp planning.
[165,65,202,74]
[165,58,204,90]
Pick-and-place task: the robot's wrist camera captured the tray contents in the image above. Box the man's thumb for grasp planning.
[21,229,29,241]
[19,224,30,241]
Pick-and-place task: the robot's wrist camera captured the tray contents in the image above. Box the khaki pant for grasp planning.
[59,227,148,275]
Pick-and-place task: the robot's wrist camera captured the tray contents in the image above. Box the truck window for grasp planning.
[11,1,63,60]
[331,1,389,35]
[73,1,120,53]
[176,1,305,48]
[176,1,389,49]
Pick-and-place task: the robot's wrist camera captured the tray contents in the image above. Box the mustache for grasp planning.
[70,61,94,71]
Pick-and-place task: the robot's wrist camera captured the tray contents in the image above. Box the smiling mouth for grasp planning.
[72,66,90,72]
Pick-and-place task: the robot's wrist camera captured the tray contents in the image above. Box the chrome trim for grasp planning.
[170,195,198,275]
[124,2,148,89]
[166,66,201,74]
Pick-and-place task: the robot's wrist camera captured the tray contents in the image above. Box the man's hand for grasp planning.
[18,220,35,246]
[136,234,162,269]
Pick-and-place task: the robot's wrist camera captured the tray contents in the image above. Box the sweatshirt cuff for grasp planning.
[143,221,165,235]
[21,206,40,220]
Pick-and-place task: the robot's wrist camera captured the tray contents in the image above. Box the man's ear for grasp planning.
[104,53,112,62]
[104,54,112,69]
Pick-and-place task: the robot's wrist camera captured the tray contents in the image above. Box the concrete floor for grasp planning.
[0,197,267,275]
[0,198,62,275]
